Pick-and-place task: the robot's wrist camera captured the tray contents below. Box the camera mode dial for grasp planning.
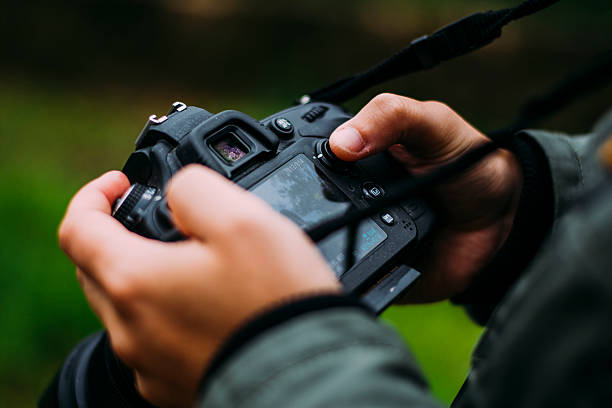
[112,184,160,230]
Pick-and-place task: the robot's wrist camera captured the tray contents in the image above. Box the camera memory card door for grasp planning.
[361,265,421,315]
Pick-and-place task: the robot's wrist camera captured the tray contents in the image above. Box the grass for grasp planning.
[382,304,482,404]
[0,82,481,406]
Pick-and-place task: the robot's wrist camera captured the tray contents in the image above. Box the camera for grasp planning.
[42,100,435,408]
[112,100,434,300]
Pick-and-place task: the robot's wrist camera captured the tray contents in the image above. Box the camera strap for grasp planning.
[300,0,560,105]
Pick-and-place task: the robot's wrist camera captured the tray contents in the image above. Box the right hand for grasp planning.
[330,93,523,302]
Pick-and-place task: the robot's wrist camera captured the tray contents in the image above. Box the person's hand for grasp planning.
[58,168,340,407]
[330,93,523,302]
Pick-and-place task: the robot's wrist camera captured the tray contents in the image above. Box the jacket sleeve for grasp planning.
[526,130,595,219]
[197,296,441,408]
[455,178,612,408]
[523,108,612,220]
[453,117,609,324]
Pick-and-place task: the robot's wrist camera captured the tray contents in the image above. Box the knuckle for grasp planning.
[423,100,450,111]
[58,216,83,254]
[57,219,73,252]
[372,92,399,105]
[423,100,455,121]
[372,93,406,115]
[104,270,141,309]
[371,93,418,125]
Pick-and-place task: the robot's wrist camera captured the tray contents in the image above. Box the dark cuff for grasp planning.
[452,132,554,325]
[39,331,157,408]
[198,294,370,397]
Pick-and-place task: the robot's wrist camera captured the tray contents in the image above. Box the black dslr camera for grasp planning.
[112,101,434,307]
[43,101,435,408]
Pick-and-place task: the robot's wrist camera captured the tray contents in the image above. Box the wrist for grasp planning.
[198,294,369,397]
[452,133,554,324]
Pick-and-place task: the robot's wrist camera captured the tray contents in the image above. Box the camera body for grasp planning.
[113,101,434,298]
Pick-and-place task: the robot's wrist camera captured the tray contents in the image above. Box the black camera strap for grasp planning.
[301,0,560,105]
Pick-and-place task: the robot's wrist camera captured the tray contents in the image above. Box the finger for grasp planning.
[77,266,145,372]
[59,171,136,267]
[59,171,158,281]
[61,172,217,303]
[76,267,117,324]
[167,165,277,243]
[329,93,482,161]
[75,266,142,362]
[67,170,131,214]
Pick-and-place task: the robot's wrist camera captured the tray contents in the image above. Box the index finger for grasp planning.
[66,170,131,214]
[60,171,217,301]
[58,171,144,275]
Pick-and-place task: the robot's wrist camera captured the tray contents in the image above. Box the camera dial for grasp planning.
[316,139,351,172]
[112,184,160,230]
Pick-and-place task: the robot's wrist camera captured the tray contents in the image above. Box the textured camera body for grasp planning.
[114,101,434,299]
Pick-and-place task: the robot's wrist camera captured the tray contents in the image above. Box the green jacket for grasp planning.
[199,112,612,408]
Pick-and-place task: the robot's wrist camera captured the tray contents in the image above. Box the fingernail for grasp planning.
[332,127,365,153]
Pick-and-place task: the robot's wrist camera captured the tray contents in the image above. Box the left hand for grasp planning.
[58,166,340,407]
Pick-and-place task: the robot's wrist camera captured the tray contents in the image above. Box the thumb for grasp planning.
[329,93,475,162]
[166,164,274,243]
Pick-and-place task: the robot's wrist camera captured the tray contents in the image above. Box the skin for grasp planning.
[58,168,341,407]
[329,93,522,302]
[58,93,522,407]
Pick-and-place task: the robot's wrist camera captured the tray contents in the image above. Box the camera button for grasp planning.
[402,199,426,219]
[271,117,294,138]
[315,140,352,173]
[302,105,329,122]
[381,213,395,225]
[362,182,384,200]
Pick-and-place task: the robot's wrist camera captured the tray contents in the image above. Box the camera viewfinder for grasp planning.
[211,132,249,164]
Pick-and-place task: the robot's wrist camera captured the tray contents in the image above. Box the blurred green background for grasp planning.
[1,0,610,406]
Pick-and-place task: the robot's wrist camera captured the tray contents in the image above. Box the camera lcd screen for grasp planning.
[211,133,248,163]
[250,154,387,276]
